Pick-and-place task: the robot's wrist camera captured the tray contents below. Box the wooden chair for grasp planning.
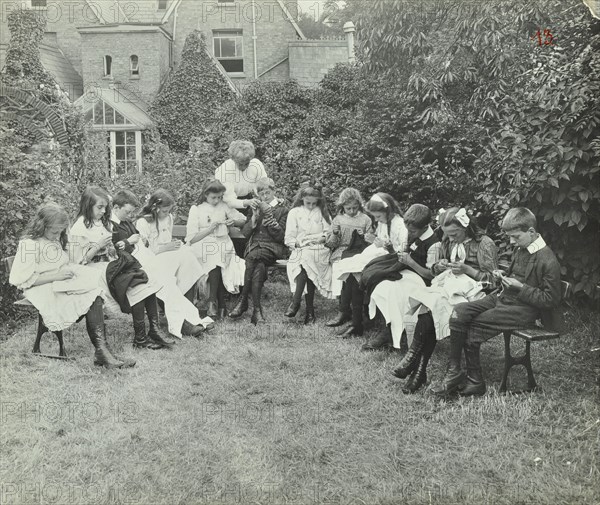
[499,280,571,393]
[2,256,72,360]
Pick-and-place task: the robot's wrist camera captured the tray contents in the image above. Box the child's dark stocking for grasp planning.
[304,278,316,325]
[285,268,307,317]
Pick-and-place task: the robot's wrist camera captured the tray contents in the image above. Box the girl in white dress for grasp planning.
[9,203,135,368]
[186,180,246,320]
[284,185,333,324]
[70,186,173,350]
[135,189,205,300]
[332,193,408,348]
[111,190,210,339]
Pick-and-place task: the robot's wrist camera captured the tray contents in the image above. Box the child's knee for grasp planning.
[450,303,472,329]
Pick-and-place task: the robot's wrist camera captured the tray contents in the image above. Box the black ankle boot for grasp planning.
[145,297,175,348]
[181,320,205,338]
[362,325,392,351]
[392,314,432,378]
[460,342,487,396]
[303,294,316,325]
[285,300,301,317]
[338,325,363,339]
[86,298,128,368]
[326,311,351,327]
[430,330,467,396]
[250,306,265,326]
[229,297,249,319]
[207,301,218,319]
[286,270,306,317]
[132,303,161,350]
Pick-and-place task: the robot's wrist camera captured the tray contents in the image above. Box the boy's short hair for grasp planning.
[113,190,140,208]
[501,207,537,232]
[404,204,432,229]
[256,177,275,190]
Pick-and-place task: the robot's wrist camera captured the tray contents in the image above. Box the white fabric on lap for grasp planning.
[368,270,424,348]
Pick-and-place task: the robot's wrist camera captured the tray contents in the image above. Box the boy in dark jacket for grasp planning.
[229,177,289,324]
[432,207,562,397]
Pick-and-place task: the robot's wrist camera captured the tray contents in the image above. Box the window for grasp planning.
[91,100,132,126]
[130,55,139,77]
[104,55,112,77]
[213,30,244,73]
[157,0,167,9]
[31,0,47,6]
[110,131,142,175]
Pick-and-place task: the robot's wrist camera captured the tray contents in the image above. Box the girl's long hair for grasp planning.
[291,184,332,224]
[77,186,112,231]
[198,179,227,204]
[23,203,70,251]
[364,192,403,231]
[139,189,176,231]
[335,187,365,215]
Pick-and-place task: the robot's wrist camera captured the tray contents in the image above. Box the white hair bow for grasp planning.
[370,194,388,208]
[455,208,470,228]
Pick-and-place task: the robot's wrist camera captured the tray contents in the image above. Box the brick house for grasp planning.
[0,0,355,175]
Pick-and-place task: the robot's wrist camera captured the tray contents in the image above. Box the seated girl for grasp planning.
[229,177,289,325]
[391,207,498,393]
[9,203,135,368]
[70,186,174,351]
[135,189,205,302]
[111,190,209,338]
[332,193,408,344]
[186,180,246,320]
[284,184,334,324]
[367,204,442,393]
[324,188,373,335]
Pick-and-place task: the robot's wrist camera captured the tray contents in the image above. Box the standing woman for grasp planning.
[215,140,265,256]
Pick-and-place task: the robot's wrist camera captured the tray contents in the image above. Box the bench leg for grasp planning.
[500,331,539,394]
[33,315,69,359]
[524,341,538,392]
[499,331,513,394]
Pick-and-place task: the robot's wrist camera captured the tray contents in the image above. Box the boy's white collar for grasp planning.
[269,198,279,207]
[419,226,434,241]
[111,211,121,224]
[527,235,546,254]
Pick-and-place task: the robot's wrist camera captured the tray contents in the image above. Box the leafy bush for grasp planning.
[0,124,78,320]
[151,30,235,152]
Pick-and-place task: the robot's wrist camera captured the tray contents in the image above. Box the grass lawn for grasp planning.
[1,280,599,505]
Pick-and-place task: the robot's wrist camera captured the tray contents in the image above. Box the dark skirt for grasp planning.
[359,253,405,299]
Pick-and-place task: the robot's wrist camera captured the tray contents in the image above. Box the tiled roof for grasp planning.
[0,43,83,101]
[39,44,84,100]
